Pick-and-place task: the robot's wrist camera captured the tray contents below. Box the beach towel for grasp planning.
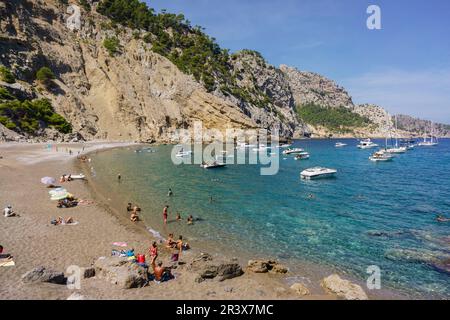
[112,242,128,247]
[61,221,79,226]
[0,259,15,267]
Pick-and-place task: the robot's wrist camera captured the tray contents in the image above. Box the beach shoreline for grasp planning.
[0,141,407,300]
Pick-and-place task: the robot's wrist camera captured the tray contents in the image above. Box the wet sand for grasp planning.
[0,142,384,300]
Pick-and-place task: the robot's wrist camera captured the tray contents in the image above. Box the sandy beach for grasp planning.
[0,142,385,300]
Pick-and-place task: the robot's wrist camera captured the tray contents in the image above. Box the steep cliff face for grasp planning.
[1,0,447,142]
[219,50,307,138]
[280,65,354,109]
[0,0,257,142]
[396,114,450,137]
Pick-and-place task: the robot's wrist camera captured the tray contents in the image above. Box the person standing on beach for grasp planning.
[163,205,169,224]
[149,241,158,264]
[168,188,173,197]
[117,173,121,182]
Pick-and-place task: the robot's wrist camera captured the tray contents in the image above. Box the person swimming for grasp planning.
[168,188,173,197]
[436,215,450,222]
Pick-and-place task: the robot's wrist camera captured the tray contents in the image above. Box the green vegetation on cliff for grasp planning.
[296,103,372,132]
[0,65,15,84]
[0,87,72,134]
[96,0,272,107]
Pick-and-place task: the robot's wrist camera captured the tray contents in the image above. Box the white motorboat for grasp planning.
[294,152,310,160]
[300,167,337,179]
[357,139,378,149]
[335,142,347,148]
[175,148,192,157]
[280,144,292,148]
[282,148,305,155]
[201,162,226,169]
[369,151,393,162]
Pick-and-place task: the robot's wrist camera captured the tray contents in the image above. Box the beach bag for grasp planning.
[137,254,145,263]
[171,253,179,262]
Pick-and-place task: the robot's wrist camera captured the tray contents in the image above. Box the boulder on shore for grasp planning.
[321,274,368,300]
[189,254,243,283]
[21,266,66,285]
[290,283,310,296]
[94,257,148,289]
[247,260,288,274]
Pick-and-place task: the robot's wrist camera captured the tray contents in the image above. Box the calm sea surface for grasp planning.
[89,139,450,299]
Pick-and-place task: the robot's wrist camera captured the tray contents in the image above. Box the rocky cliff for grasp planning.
[0,0,448,142]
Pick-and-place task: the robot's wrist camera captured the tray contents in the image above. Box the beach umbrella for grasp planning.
[41,177,56,185]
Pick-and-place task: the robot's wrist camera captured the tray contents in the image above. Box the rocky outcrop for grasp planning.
[321,274,368,300]
[396,114,450,137]
[21,266,66,284]
[188,253,244,283]
[280,65,353,109]
[94,256,148,289]
[0,123,22,141]
[290,283,310,296]
[246,259,288,274]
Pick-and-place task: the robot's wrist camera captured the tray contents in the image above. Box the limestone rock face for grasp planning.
[321,274,368,300]
[280,65,353,109]
[94,257,148,289]
[21,266,66,285]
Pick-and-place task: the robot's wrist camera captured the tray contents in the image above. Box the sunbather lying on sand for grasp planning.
[57,198,78,208]
[51,217,74,225]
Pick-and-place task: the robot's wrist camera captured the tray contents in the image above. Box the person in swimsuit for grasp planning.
[149,241,158,264]
[130,211,139,222]
[127,203,133,212]
[437,215,450,222]
[165,233,175,248]
[163,205,169,224]
[152,261,164,281]
[168,188,173,197]
[176,212,182,221]
[187,215,194,225]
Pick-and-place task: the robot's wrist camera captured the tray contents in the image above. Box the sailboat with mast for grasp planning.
[385,115,407,154]
[418,121,439,146]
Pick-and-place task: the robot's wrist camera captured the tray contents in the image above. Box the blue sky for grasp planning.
[148,0,450,123]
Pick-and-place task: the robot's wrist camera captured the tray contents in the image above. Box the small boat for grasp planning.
[385,146,407,154]
[175,148,192,157]
[335,142,347,148]
[369,151,393,162]
[357,139,378,149]
[201,162,226,169]
[294,152,310,160]
[300,167,337,179]
[279,144,292,148]
[283,148,305,155]
[418,122,439,146]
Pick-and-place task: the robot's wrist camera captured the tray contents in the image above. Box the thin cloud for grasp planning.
[343,69,450,123]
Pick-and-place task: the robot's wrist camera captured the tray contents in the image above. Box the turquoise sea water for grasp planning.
[89,139,450,299]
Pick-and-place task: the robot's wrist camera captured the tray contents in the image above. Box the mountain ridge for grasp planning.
[0,0,448,142]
